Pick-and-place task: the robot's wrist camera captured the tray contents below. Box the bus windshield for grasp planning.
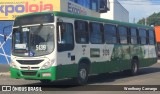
[12,25,54,57]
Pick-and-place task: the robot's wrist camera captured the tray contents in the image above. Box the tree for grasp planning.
[137,18,145,25]
[137,12,160,26]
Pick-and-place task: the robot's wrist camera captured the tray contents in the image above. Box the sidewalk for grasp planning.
[0,64,9,72]
[0,64,10,76]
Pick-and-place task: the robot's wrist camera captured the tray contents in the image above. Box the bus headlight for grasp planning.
[41,59,55,69]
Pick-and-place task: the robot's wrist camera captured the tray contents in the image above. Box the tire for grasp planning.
[131,59,139,76]
[76,63,89,85]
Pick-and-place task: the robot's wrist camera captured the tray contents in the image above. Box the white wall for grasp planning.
[100,0,129,22]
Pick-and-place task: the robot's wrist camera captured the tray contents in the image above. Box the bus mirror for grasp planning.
[3,25,12,42]
[58,23,66,44]
[4,35,7,41]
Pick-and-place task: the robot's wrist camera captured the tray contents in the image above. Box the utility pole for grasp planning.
[145,17,147,25]
[133,17,135,23]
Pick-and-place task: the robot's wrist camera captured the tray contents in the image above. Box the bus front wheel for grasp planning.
[77,63,89,85]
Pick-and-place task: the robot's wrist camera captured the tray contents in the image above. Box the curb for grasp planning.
[0,72,10,76]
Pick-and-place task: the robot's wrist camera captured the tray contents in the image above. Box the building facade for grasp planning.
[69,0,99,12]
[0,0,128,64]
[101,0,129,22]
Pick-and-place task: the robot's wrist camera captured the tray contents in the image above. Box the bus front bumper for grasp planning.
[10,67,56,81]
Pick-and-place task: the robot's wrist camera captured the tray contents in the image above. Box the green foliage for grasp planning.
[137,18,145,25]
[137,12,160,26]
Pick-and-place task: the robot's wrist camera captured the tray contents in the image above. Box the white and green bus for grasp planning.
[10,11,157,85]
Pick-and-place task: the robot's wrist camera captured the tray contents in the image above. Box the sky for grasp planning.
[118,0,160,23]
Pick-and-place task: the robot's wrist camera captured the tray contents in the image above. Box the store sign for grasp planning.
[0,2,53,16]
[68,2,87,15]
[0,0,60,20]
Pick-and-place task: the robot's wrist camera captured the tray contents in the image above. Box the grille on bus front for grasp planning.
[21,71,37,76]
[17,60,43,65]
[20,67,39,70]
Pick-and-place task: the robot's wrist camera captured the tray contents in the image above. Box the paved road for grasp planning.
[0,63,160,94]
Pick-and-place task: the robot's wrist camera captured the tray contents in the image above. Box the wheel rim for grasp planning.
[80,68,87,79]
[133,63,137,73]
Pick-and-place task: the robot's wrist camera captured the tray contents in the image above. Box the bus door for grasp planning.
[56,20,77,78]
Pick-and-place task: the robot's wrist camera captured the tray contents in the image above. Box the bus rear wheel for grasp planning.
[131,59,139,75]
[76,63,89,85]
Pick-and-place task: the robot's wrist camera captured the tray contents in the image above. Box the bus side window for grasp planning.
[57,22,74,52]
[130,28,138,44]
[75,20,89,44]
[149,30,155,45]
[118,26,128,44]
[139,29,147,45]
[104,24,117,44]
[90,22,104,44]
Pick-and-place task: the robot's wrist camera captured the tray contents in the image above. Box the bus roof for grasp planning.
[16,11,153,30]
